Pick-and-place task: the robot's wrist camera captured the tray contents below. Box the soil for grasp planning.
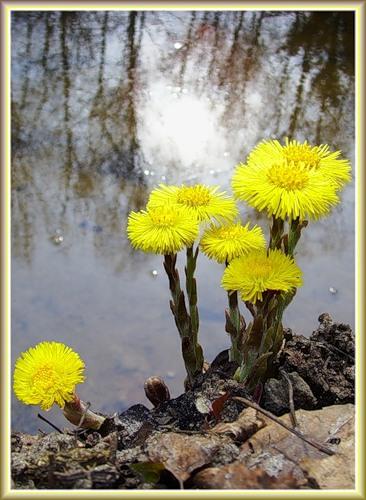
[11,313,355,490]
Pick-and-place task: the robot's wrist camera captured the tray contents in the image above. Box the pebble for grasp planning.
[174,42,183,49]
[329,287,338,295]
[195,397,212,414]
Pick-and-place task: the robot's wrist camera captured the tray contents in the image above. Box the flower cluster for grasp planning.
[128,183,238,255]
[14,138,351,414]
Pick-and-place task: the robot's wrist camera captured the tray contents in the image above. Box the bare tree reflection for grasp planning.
[60,12,75,186]
[11,10,354,266]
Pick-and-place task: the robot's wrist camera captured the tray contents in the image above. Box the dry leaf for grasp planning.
[211,392,230,421]
[240,403,354,489]
[145,432,220,486]
[210,407,266,442]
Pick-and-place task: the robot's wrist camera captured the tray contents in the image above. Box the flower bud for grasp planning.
[144,376,170,407]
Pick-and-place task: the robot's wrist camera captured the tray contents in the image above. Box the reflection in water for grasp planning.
[11,11,355,432]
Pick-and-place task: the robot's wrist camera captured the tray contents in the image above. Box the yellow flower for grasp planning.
[200,222,266,264]
[127,204,199,255]
[221,249,303,303]
[147,184,238,223]
[13,342,85,411]
[248,138,351,188]
[232,159,339,221]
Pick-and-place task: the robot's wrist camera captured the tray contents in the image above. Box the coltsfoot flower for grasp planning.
[147,184,238,223]
[200,222,266,263]
[127,204,199,254]
[13,342,85,411]
[232,160,339,221]
[248,138,351,188]
[221,249,303,303]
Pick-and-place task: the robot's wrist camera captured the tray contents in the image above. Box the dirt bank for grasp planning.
[11,313,355,490]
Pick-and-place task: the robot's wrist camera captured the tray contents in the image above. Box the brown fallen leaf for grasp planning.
[240,404,355,489]
[211,392,230,421]
[192,462,302,489]
[299,412,355,489]
[145,432,221,487]
[210,407,266,442]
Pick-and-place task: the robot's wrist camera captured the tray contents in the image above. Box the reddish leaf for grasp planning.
[211,392,230,422]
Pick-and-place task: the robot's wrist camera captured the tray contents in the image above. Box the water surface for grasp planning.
[11,11,355,432]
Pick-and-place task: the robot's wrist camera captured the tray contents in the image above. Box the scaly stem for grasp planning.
[287,217,308,257]
[269,215,284,251]
[226,291,245,364]
[185,245,204,376]
[185,246,199,343]
[225,259,246,365]
[163,253,202,386]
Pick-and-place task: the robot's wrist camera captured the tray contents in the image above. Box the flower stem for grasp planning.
[62,394,105,430]
[163,253,203,386]
[287,218,308,257]
[226,290,245,364]
[224,260,246,364]
[269,216,284,251]
[185,246,199,340]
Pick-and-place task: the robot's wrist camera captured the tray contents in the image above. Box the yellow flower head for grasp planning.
[127,204,199,255]
[232,159,339,221]
[221,249,303,304]
[248,138,351,189]
[200,222,266,264]
[147,184,238,223]
[13,342,85,411]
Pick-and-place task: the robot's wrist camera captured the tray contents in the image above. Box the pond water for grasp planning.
[11,10,355,433]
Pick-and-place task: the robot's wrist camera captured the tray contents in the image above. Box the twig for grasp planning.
[326,415,353,442]
[37,413,63,434]
[233,396,334,456]
[315,342,354,362]
[77,401,91,429]
[323,355,331,371]
[280,370,298,428]
[276,338,286,360]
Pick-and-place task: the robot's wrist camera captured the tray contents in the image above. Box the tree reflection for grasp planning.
[11,10,354,264]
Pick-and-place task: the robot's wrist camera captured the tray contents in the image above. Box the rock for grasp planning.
[11,432,111,489]
[312,315,354,357]
[192,462,302,489]
[280,317,354,407]
[152,392,206,431]
[90,464,120,488]
[100,404,156,449]
[240,404,355,489]
[262,372,317,415]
